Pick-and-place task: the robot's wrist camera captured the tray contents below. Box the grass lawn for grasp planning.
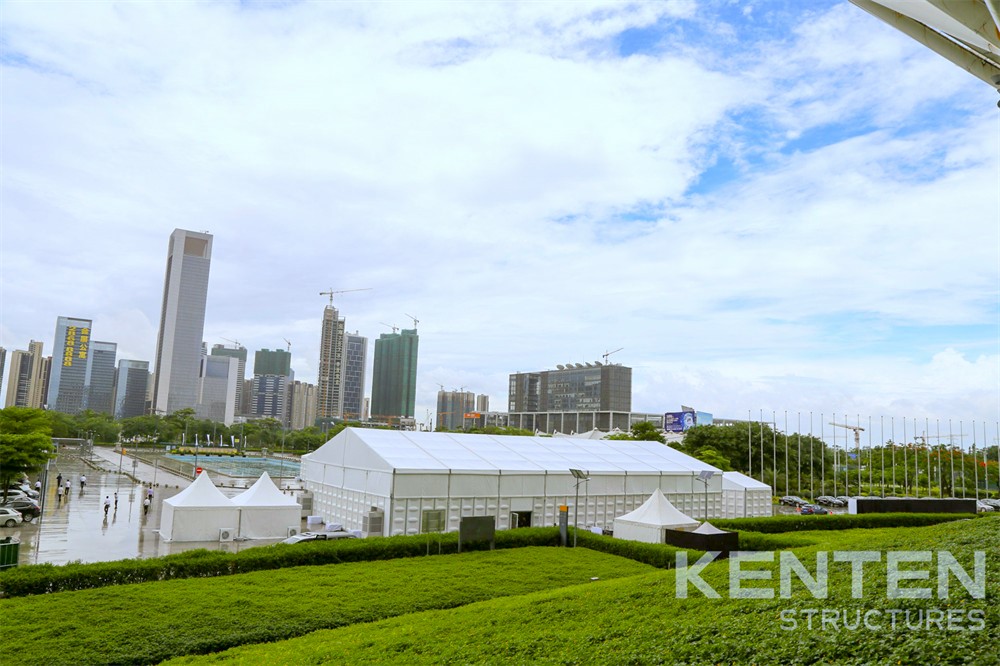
[165,516,999,665]
[5,547,652,665]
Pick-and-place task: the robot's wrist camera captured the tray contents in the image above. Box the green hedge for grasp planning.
[711,512,974,533]
[573,529,703,568]
[0,527,561,598]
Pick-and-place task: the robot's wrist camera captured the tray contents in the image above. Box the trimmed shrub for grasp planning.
[711,512,974,533]
[573,529,702,569]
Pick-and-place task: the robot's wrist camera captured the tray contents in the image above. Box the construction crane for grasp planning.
[829,422,865,448]
[220,336,242,348]
[319,287,372,307]
[379,322,399,334]
[404,313,419,328]
[602,348,624,364]
[282,337,292,352]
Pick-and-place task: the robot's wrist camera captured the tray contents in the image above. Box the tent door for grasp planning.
[509,511,531,529]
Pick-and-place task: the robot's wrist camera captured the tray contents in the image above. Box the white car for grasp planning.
[0,507,24,527]
[281,531,358,545]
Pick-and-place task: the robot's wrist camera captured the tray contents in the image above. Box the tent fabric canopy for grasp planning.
[232,472,299,506]
[159,472,240,542]
[613,489,699,543]
[164,471,234,508]
[692,521,729,535]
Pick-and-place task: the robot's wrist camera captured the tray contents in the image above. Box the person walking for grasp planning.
[113,492,119,510]
[103,496,111,516]
[80,474,87,490]
[65,480,72,498]
[56,484,63,504]
[56,473,63,488]
[143,496,150,516]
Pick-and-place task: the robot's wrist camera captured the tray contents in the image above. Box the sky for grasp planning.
[1,0,998,436]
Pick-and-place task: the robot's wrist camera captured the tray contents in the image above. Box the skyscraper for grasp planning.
[47,316,93,414]
[436,390,474,431]
[4,349,32,408]
[371,328,418,421]
[196,355,239,425]
[342,331,367,420]
[251,349,293,423]
[152,229,213,416]
[26,340,47,408]
[316,305,346,419]
[114,359,150,419]
[85,341,118,415]
[508,363,631,413]
[210,344,247,415]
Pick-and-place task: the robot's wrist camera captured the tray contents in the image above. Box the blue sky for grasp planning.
[1,0,997,434]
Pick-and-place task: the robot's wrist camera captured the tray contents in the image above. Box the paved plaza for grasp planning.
[2,446,302,566]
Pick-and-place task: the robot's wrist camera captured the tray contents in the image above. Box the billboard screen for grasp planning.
[664,411,696,432]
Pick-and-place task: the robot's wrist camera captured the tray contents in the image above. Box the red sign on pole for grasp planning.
[196,467,203,475]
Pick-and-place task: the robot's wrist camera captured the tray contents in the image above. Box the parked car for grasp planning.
[799,504,829,515]
[779,495,809,507]
[976,500,995,513]
[2,488,38,502]
[281,531,359,545]
[815,496,845,507]
[0,497,40,521]
[0,507,23,527]
[980,498,1000,510]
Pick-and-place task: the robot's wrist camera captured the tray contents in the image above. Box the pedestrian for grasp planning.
[56,485,63,504]
[143,497,150,516]
[113,491,119,509]
[56,473,63,488]
[103,496,111,516]
[65,480,71,498]
[147,487,154,501]
[80,474,87,490]
[35,479,41,493]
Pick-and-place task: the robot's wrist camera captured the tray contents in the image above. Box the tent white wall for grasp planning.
[159,472,240,542]
[612,489,699,543]
[231,472,303,539]
[721,471,773,518]
[301,429,767,536]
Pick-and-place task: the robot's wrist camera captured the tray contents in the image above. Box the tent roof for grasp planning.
[303,428,721,475]
[692,521,730,535]
[614,489,698,528]
[553,428,611,440]
[722,471,772,490]
[231,472,300,507]
[164,472,234,507]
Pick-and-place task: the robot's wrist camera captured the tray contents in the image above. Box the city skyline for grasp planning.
[2,2,997,427]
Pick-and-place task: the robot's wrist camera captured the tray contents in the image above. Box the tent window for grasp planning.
[421,509,446,533]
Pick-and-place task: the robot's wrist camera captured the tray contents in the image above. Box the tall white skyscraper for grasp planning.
[316,305,346,419]
[47,316,93,414]
[152,229,213,416]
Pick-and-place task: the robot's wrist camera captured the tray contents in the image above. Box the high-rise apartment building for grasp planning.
[342,332,367,420]
[253,349,291,377]
[5,349,32,407]
[252,348,293,424]
[316,305,346,419]
[210,344,247,415]
[114,359,150,419]
[476,394,489,412]
[371,328,418,421]
[152,229,213,416]
[85,341,118,415]
[27,340,47,408]
[47,316,94,414]
[436,390,474,431]
[508,363,632,413]
[288,380,317,431]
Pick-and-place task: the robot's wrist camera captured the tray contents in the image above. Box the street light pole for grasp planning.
[569,469,589,547]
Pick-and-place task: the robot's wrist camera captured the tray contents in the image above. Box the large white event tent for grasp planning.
[300,428,771,537]
[231,472,303,539]
[612,488,699,543]
[721,471,772,518]
[159,472,240,542]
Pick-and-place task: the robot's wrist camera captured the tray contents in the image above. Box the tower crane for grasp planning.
[282,338,292,352]
[602,348,624,364]
[829,421,865,448]
[319,287,372,307]
[379,322,399,334]
[220,337,242,348]
[404,313,419,328]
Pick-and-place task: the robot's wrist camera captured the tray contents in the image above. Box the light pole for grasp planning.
[569,469,589,547]
[696,470,715,520]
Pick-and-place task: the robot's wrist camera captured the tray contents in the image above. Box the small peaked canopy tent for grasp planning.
[613,488,699,543]
[231,472,302,539]
[692,521,728,535]
[159,472,240,542]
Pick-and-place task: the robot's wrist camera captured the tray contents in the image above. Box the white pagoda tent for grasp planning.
[612,488,699,543]
[159,472,240,542]
[231,472,302,539]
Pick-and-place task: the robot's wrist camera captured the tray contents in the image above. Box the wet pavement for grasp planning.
[2,447,302,566]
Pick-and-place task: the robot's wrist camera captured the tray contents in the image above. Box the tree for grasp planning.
[606,421,666,443]
[0,407,56,500]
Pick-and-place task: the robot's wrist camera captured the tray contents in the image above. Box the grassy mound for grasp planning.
[4,547,652,665]
[164,517,999,665]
